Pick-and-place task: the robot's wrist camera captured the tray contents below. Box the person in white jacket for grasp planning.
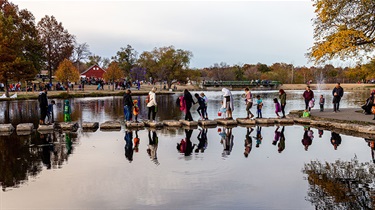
[147,87,157,120]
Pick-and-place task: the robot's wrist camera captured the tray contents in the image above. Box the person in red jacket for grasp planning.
[303,86,314,111]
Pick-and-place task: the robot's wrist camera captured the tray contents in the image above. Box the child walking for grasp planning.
[274,98,281,118]
[256,95,263,118]
[46,100,55,124]
[64,100,71,122]
[133,100,140,122]
[319,95,325,112]
[200,93,208,120]
[195,93,206,120]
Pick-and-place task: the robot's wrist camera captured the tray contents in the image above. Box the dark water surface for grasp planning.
[1,90,374,209]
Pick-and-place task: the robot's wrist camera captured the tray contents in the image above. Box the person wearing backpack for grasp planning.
[147,87,157,121]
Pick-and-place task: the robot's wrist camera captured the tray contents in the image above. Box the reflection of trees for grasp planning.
[0,131,79,190]
[303,157,375,209]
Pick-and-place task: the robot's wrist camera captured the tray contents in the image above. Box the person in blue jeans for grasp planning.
[123,89,133,121]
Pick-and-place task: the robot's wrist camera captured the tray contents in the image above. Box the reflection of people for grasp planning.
[278,126,286,153]
[272,126,281,145]
[222,127,234,157]
[65,132,72,155]
[195,128,208,153]
[244,127,253,158]
[365,139,375,163]
[330,132,342,150]
[318,129,324,138]
[40,133,52,169]
[133,130,140,153]
[177,129,195,156]
[254,126,263,148]
[124,131,133,162]
[302,127,313,151]
[147,130,159,165]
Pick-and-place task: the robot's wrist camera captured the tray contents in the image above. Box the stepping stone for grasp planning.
[37,124,54,132]
[274,118,294,124]
[59,122,79,131]
[163,120,182,127]
[82,122,99,130]
[144,120,163,128]
[16,130,34,136]
[0,124,14,133]
[179,120,198,127]
[16,123,34,132]
[125,121,145,128]
[215,118,238,126]
[198,120,217,126]
[255,118,276,124]
[100,121,122,130]
[294,118,311,125]
[236,118,256,125]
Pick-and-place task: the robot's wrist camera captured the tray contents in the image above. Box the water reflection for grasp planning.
[124,130,133,162]
[303,157,375,209]
[221,127,234,158]
[244,127,253,157]
[330,132,342,150]
[0,131,78,191]
[302,127,314,151]
[177,129,195,157]
[254,126,263,148]
[365,139,375,163]
[147,130,159,165]
[196,128,208,153]
[278,126,286,153]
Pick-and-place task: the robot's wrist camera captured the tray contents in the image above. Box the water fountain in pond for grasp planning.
[316,71,326,92]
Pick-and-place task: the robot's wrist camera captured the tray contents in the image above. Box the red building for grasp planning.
[80,64,106,78]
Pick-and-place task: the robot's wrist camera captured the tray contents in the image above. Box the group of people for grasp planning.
[302,83,345,115]
[38,88,72,125]
[123,87,158,122]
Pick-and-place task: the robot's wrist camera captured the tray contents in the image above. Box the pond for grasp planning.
[1,89,374,209]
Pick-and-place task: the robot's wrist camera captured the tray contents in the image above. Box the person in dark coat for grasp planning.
[38,87,48,125]
[123,89,133,121]
[302,86,314,111]
[184,89,194,121]
[332,82,344,112]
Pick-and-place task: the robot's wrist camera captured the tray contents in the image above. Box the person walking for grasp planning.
[38,87,48,125]
[194,93,206,120]
[147,87,157,121]
[303,86,314,111]
[279,89,286,118]
[222,88,234,119]
[244,88,254,119]
[200,93,208,120]
[184,89,194,121]
[332,82,344,112]
[123,89,133,121]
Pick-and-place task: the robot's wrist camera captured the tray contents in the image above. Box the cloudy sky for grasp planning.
[13,0,316,68]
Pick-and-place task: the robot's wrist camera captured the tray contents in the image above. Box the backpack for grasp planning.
[146,94,150,103]
[179,96,185,112]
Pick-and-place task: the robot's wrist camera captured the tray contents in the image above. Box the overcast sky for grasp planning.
[13,0,316,68]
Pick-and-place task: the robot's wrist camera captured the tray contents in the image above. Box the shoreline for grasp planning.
[1,83,374,101]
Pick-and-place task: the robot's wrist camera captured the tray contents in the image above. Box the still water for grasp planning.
[0,90,374,209]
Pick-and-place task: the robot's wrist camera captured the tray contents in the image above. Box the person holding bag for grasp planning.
[147,87,157,121]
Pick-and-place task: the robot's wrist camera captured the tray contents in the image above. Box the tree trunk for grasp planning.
[5,80,9,98]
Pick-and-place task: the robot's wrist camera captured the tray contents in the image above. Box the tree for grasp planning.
[38,15,75,83]
[103,62,124,91]
[0,0,43,97]
[309,0,375,64]
[72,42,91,72]
[86,54,109,69]
[112,44,138,75]
[138,46,192,89]
[55,59,80,92]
